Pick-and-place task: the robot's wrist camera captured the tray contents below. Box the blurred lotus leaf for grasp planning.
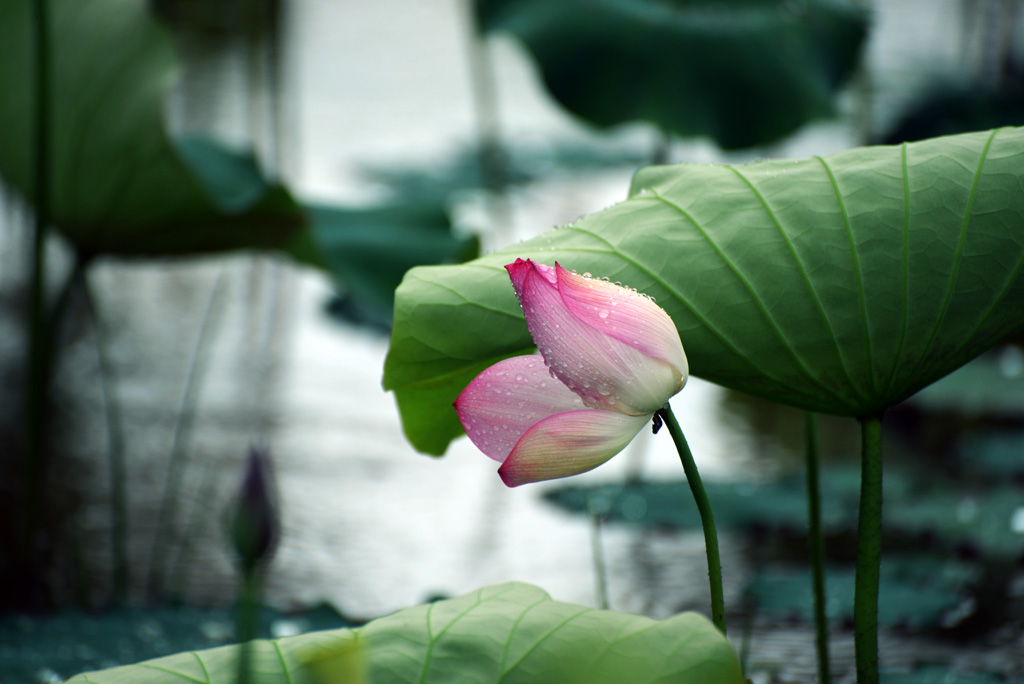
[475,0,869,149]
[307,200,480,327]
[65,582,745,684]
[0,0,306,256]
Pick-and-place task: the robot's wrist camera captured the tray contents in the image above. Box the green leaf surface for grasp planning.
[66,583,744,684]
[475,0,868,149]
[384,128,1024,455]
[0,0,306,256]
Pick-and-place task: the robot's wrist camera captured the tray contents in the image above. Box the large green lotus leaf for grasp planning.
[0,0,305,256]
[475,0,868,150]
[383,128,1024,455]
[65,583,744,684]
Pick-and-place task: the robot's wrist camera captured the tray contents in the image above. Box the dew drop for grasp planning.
[598,309,609,319]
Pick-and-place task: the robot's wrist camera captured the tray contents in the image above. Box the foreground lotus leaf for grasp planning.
[65,582,744,684]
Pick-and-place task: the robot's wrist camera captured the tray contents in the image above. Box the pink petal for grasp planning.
[498,410,651,487]
[554,263,688,379]
[454,355,585,463]
[505,259,685,415]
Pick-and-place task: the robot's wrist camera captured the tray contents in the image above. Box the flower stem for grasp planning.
[805,412,831,684]
[235,567,261,684]
[855,414,883,684]
[660,403,725,634]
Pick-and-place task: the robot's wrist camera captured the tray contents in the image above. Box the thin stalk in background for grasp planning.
[464,0,513,247]
[651,127,673,166]
[20,0,53,590]
[167,442,226,597]
[587,494,610,610]
[805,412,831,684]
[659,404,726,634]
[147,270,228,600]
[80,270,129,604]
[855,413,884,684]
[44,256,94,604]
[235,569,261,684]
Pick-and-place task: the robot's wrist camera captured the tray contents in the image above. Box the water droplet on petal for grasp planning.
[598,309,609,319]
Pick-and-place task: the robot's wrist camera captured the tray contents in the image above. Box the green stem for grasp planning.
[589,509,609,610]
[651,127,672,165]
[81,271,129,605]
[805,412,831,684]
[464,0,512,244]
[235,568,261,684]
[660,403,725,634]
[855,414,883,684]
[147,271,227,600]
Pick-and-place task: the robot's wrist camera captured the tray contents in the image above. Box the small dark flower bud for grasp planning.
[228,446,280,571]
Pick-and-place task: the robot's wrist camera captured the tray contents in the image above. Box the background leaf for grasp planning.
[383,127,1024,455]
[306,201,480,326]
[746,557,980,631]
[65,583,744,684]
[0,0,306,256]
[475,0,869,149]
